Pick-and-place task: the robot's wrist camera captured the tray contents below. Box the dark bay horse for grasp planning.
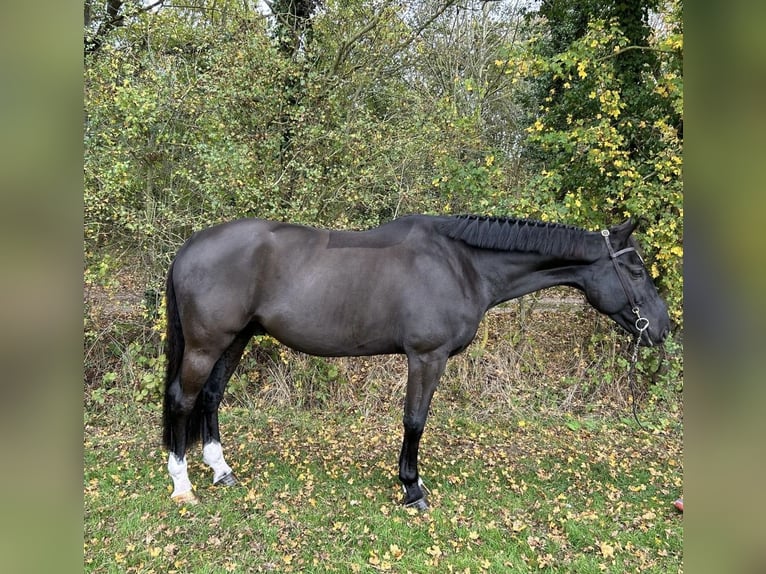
[162,214,670,508]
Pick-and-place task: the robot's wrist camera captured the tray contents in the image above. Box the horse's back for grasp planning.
[170,215,481,356]
[253,215,481,356]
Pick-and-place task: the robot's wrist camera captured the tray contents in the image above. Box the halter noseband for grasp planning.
[601,229,650,337]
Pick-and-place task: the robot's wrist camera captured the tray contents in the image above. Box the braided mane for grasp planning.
[436,215,592,259]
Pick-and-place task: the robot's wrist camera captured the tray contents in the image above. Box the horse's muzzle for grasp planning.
[645,324,670,347]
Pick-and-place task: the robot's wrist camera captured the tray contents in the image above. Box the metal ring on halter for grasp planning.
[635,316,649,332]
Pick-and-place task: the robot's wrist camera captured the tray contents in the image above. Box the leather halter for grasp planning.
[601,229,650,338]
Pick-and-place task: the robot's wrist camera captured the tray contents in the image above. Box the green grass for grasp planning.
[84,395,682,573]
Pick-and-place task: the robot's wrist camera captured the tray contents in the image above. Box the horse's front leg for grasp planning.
[399,351,447,510]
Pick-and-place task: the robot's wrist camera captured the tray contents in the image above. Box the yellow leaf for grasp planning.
[511,520,527,532]
[599,541,615,559]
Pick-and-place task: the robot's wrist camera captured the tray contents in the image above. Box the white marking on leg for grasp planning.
[167,453,193,498]
[202,441,233,483]
[402,476,426,494]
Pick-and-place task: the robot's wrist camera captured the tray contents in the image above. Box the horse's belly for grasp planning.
[257,304,401,357]
[252,245,454,356]
[264,322,399,357]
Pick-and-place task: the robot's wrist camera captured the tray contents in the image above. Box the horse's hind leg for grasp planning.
[166,347,221,503]
[201,325,258,486]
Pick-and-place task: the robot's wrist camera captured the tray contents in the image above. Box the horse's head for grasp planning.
[582,219,671,346]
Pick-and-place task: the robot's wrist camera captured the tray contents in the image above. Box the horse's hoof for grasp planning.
[213,472,238,487]
[404,497,429,511]
[171,491,199,505]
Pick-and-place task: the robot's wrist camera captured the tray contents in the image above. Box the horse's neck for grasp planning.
[475,251,587,309]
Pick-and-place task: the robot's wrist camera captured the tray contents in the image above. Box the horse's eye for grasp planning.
[629,266,644,278]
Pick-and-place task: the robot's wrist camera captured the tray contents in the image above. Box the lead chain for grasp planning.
[627,330,646,430]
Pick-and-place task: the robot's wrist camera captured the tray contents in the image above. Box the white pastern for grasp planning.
[202,441,233,483]
[402,476,426,494]
[167,453,193,498]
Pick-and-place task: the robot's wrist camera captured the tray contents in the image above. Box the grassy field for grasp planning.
[84,394,682,573]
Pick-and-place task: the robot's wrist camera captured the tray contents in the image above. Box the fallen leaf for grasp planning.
[599,541,615,559]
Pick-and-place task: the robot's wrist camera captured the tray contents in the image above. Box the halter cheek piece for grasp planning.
[601,229,650,337]
[601,229,653,428]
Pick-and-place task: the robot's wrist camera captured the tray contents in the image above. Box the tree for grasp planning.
[510,0,683,325]
[85,0,171,54]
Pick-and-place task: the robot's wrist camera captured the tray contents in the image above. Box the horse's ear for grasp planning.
[609,217,639,238]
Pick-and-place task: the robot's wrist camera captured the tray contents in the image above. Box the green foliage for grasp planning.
[505,3,683,327]
[432,155,505,213]
[84,2,541,283]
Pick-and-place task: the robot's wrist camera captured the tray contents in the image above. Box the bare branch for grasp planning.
[331,14,385,75]
[85,0,167,56]
[393,0,458,55]
[330,1,458,78]
[594,44,679,63]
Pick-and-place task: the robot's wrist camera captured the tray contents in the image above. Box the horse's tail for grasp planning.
[163,259,187,451]
[163,258,208,453]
